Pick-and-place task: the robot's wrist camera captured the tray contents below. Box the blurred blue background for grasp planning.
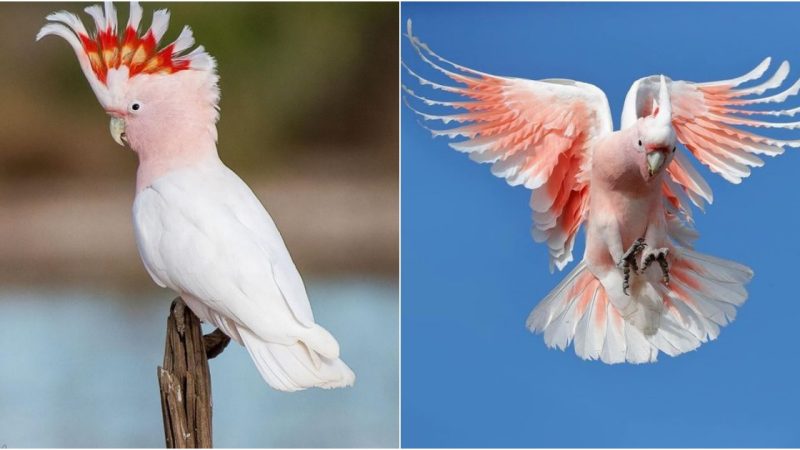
[0,280,397,447]
[402,2,800,448]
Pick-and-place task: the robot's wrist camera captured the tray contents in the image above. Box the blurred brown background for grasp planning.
[0,2,398,289]
[0,3,398,448]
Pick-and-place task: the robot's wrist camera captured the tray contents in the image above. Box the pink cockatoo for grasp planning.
[404,21,799,363]
[38,2,355,390]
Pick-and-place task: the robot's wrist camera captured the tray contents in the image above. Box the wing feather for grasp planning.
[133,164,317,339]
[404,21,613,271]
[626,59,800,242]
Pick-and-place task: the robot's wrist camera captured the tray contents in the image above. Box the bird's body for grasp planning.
[586,127,667,272]
[585,128,667,278]
[404,21,794,363]
[39,1,354,390]
[134,154,353,390]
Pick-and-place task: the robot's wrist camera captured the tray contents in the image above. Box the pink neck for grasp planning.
[134,131,219,192]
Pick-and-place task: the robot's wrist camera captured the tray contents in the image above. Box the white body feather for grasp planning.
[133,155,355,391]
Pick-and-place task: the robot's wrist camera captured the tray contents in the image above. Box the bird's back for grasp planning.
[132,157,354,391]
[132,156,316,333]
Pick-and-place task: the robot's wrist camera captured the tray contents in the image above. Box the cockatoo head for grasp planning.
[634,75,677,181]
[37,1,220,154]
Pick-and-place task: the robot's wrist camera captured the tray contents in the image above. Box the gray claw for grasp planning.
[619,238,647,296]
[640,248,670,285]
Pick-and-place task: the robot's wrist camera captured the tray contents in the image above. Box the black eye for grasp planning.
[131,103,140,111]
[672,146,676,153]
[638,140,642,146]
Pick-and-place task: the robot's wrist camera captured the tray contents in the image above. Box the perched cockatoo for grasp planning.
[404,21,800,363]
[38,2,355,390]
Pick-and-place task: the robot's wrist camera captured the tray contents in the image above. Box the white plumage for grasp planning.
[134,156,355,391]
[39,1,356,390]
[526,248,752,364]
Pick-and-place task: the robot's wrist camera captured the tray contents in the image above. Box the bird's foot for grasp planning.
[618,238,647,296]
[640,247,670,286]
[203,328,231,359]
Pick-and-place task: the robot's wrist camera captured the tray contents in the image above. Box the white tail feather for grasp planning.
[528,247,752,364]
[240,328,355,392]
[181,294,353,391]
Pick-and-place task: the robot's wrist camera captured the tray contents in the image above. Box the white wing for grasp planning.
[133,157,354,391]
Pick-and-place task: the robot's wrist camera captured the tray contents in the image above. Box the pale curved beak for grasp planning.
[647,151,666,176]
[109,117,126,146]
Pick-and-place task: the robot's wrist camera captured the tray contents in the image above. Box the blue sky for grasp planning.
[401,3,800,447]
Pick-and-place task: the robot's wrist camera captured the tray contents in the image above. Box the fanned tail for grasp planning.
[526,260,655,363]
[656,247,753,356]
[527,248,752,364]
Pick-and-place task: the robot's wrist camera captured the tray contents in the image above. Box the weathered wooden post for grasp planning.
[158,298,231,448]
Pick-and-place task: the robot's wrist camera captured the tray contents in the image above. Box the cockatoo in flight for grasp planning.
[38,1,355,390]
[404,20,800,363]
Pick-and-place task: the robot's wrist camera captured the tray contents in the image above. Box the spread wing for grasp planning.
[403,21,613,271]
[626,59,800,241]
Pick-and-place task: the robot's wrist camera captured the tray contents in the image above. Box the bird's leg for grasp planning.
[617,238,647,296]
[658,254,670,286]
[639,247,670,286]
[203,328,231,359]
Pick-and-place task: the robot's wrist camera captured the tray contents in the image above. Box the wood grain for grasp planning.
[158,297,230,448]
